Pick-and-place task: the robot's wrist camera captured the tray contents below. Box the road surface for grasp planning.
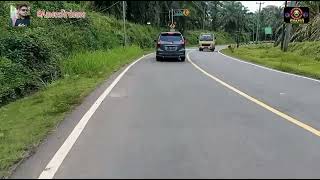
[12,46,320,178]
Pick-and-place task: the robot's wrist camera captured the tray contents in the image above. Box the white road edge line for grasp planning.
[217,49,320,83]
[38,53,153,179]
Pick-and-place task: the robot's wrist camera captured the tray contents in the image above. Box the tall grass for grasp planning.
[221,43,320,79]
[62,46,143,77]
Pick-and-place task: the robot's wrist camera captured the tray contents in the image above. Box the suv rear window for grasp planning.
[199,34,213,41]
[160,33,183,42]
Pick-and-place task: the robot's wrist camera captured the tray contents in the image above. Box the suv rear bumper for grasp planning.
[156,50,185,59]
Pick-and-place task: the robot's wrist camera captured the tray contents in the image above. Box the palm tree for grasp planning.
[207,1,222,31]
[291,1,320,41]
[217,1,249,43]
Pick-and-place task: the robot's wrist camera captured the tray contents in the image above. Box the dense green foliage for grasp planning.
[0,1,236,106]
[96,1,254,42]
[0,1,160,106]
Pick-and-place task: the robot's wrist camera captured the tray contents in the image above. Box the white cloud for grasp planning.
[240,1,285,13]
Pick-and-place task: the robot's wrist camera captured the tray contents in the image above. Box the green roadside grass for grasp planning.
[186,45,198,48]
[0,46,145,178]
[143,48,155,54]
[220,44,320,80]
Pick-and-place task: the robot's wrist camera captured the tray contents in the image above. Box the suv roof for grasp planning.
[161,32,182,35]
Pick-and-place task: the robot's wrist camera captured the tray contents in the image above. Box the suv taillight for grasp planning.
[181,39,185,47]
[157,41,161,48]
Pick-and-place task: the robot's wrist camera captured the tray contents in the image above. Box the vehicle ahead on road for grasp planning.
[199,33,216,52]
[155,32,186,62]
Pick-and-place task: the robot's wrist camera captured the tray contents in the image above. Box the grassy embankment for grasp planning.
[221,42,320,79]
[0,46,145,178]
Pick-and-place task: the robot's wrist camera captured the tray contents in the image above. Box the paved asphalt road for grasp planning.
[12,46,320,178]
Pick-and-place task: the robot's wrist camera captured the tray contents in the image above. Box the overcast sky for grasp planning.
[240,1,285,13]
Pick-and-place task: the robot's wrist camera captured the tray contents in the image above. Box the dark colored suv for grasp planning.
[155,32,186,62]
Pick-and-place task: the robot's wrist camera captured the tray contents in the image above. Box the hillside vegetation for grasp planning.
[0,1,162,106]
[0,1,235,106]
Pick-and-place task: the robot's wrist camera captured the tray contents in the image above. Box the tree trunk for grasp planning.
[283,24,292,52]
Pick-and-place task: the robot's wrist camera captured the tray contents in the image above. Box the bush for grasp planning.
[0,57,33,105]
[0,32,60,106]
[0,33,60,82]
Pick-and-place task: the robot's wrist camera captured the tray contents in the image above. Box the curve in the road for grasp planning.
[187,50,320,137]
